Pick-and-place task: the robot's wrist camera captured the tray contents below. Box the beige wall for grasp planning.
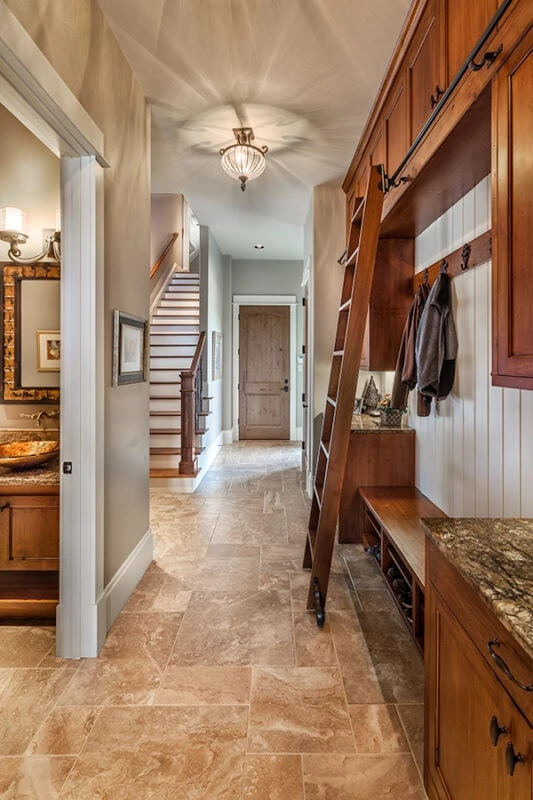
[0,104,61,427]
[150,194,183,269]
[5,0,151,584]
[310,185,345,468]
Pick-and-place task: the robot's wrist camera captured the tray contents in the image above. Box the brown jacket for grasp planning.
[391,283,432,416]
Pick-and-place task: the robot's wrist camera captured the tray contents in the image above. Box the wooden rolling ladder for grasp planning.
[303,164,386,625]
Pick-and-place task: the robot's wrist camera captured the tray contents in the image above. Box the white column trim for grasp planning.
[232,295,297,441]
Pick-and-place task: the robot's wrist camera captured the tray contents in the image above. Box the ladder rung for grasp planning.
[326,396,336,408]
[333,350,343,357]
[320,440,330,459]
[313,485,323,508]
[339,299,351,312]
[345,245,360,266]
[351,197,365,223]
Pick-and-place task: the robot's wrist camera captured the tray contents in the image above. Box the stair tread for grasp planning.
[150,410,209,417]
[150,447,205,455]
[150,428,208,435]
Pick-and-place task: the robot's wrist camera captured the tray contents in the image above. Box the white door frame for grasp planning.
[0,3,108,657]
[232,295,297,441]
[301,256,314,496]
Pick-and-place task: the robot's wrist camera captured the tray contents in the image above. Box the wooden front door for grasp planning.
[239,305,290,440]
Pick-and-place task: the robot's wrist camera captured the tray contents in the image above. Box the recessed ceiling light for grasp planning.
[254,243,265,249]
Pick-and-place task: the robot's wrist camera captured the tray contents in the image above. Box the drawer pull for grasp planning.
[0,502,9,512]
[505,743,525,776]
[488,639,533,692]
[489,716,507,747]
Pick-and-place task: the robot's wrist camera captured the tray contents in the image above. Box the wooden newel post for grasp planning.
[179,370,197,475]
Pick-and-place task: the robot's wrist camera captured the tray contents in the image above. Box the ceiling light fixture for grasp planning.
[0,207,61,264]
[219,127,268,192]
[254,244,265,250]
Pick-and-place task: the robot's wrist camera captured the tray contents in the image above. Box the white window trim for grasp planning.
[232,295,297,441]
[0,3,107,657]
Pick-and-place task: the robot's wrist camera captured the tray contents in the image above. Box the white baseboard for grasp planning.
[306,469,314,499]
[150,430,226,494]
[96,527,153,648]
[222,429,233,445]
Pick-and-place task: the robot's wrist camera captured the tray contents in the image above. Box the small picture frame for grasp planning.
[36,330,61,372]
[212,331,222,381]
[112,310,148,386]
[353,397,363,415]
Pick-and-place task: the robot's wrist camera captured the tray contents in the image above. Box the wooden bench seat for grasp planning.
[357,485,447,653]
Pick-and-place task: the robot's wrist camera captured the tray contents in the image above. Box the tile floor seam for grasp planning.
[395,701,426,786]
[55,705,105,796]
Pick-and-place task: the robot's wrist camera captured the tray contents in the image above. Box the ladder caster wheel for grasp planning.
[313,577,325,627]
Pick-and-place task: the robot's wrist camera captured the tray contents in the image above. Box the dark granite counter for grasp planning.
[351,413,412,433]
[422,517,533,661]
[0,430,60,486]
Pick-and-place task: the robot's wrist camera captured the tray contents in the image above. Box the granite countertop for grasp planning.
[0,430,60,486]
[351,413,412,433]
[422,518,533,661]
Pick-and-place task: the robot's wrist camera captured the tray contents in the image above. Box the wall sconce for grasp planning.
[0,206,61,264]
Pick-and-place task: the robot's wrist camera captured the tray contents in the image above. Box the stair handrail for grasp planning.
[179,330,206,476]
[150,232,179,280]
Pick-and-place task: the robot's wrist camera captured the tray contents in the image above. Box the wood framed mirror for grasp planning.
[1,262,60,402]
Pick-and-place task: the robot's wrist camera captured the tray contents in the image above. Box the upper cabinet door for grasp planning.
[406,0,444,145]
[384,73,408,178]
[493,27,533,390]
[443,0,498,82]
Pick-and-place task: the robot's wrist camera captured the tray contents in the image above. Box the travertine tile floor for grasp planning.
[0,442,427,799]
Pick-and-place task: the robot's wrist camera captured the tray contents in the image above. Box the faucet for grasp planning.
[19,409,60,428]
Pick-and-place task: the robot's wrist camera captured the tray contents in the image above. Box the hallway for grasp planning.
[0,443,426,798]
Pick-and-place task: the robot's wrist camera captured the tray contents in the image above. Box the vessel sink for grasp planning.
[0,440,59,470]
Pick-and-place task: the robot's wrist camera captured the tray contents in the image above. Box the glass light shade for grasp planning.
[0,206,26,234]
[220,144,267,184]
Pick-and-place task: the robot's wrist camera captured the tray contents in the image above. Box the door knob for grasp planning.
[280,386,289,392]
[284,378,289,383]
[489,716,507,746]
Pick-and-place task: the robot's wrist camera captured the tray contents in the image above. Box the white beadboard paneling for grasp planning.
[474,263,490,515]
[463,185,476,243]
[520,390,533,516]
[502,388,521,516]
[474,176,491,238]
[451,195,464,252]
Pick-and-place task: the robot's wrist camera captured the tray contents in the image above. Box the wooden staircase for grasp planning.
[149,271,209,479]
[303,164,386,624]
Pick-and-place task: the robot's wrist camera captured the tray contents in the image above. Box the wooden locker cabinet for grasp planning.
[0,494,59,571]
[492,25,533,390]
[440,0,498,82]
[406,0,445,145]
[426,541,533,799]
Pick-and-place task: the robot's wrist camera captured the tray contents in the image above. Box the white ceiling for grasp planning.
[98,0,411,260]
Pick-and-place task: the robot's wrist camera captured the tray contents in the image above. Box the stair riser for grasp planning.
[163,292,200,302]
[150,323,199,332]
[150,433,182,447]
[150,358,191,369]
[159,299,199,309]
[150,398,181,412]
[155,309,200,317]
[150,370,182,383]
[150,335,199,346]
[150,454,182,468]
[150,419,181,430]
[150,346,196,357]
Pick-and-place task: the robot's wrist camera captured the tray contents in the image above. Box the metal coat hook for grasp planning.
[337,248,347,265]
[460,243,471,271]
[468,44,503,71]
[440,259,448,274]
[423,268,430,286]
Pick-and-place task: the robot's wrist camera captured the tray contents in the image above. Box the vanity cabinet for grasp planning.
[426,541,533,800]
[0,485,59,618]
[492,25,533,390]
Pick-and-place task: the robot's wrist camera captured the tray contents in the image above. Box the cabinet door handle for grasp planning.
[430,85,444,109]
[487,640,533,692]
[0,502,9,512]
[506,743,525,776]
[489,716,507,746]
[468,44,503,72]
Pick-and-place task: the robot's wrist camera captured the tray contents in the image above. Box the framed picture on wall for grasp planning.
[36,330,61,372]
[112,310,148,386]
[212,331,222,380]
